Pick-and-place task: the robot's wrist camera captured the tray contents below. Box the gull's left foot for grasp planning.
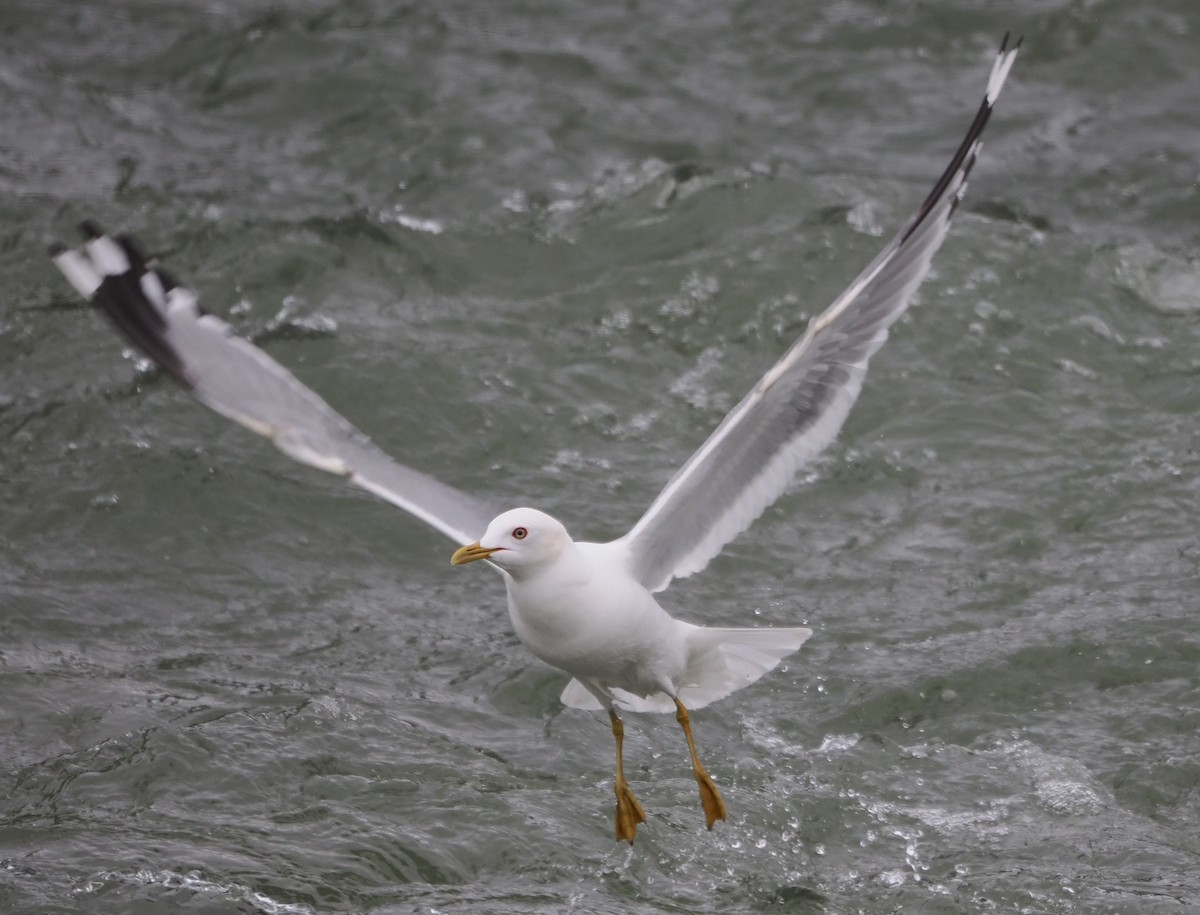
[614,779,648,843]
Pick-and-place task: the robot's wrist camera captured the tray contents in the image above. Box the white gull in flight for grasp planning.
[51,36,1020,843]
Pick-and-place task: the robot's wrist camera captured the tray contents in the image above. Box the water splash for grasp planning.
[1111,242,1200,315]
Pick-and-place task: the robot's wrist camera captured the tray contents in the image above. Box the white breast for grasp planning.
[504,540,688,691]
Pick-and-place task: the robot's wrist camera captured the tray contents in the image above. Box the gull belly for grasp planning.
[504,541,689,699]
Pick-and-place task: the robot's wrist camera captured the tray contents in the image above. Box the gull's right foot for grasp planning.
[614,780,647,843]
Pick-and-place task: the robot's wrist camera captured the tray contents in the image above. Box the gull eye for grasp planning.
[512,527,528,541]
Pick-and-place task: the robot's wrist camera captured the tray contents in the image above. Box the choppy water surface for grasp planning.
[3,2,1200,913]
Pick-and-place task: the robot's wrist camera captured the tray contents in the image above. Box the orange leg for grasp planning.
[674,697,727,829]
[609,710,647,843]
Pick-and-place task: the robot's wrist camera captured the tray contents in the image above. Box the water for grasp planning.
[3,2,1200,912]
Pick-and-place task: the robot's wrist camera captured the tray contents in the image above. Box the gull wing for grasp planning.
[612,36,1021,593]
[51,223,496,546]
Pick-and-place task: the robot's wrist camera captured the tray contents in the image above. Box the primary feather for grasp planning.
[612,36,1021,593]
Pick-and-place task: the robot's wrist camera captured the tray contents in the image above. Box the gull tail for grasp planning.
[559,626,813,714]
[677,625,813,710]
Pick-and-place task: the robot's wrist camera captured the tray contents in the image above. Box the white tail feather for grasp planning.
[559,625,813,714]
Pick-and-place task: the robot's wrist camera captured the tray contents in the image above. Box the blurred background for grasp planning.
[3,1,1199,912]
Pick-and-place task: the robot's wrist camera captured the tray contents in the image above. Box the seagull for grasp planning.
[50,36,1019,843]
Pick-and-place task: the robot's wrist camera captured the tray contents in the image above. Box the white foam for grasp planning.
[76,868,315,915]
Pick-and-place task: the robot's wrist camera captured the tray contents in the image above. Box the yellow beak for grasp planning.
[451,542,498,566]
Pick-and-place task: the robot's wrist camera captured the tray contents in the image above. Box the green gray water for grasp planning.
[3,2,1199,913]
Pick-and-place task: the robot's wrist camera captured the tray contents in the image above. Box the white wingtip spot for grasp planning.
[84,234,131,276]
[52,250,103,299]
[139,270,167,309]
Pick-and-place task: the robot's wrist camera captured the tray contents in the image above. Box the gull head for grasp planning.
[450,507,571,572]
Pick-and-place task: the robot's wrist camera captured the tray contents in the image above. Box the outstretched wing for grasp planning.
[612,35,1021,593]
[51,223,496,546]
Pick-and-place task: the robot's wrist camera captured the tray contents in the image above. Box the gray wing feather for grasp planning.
[51,224,494,546]
[613,36,1021,593]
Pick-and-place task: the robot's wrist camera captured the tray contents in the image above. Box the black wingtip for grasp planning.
[115,233,149,269]
[48,241,68,257]
[999,31,1025,54]
[79,219,104,240]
